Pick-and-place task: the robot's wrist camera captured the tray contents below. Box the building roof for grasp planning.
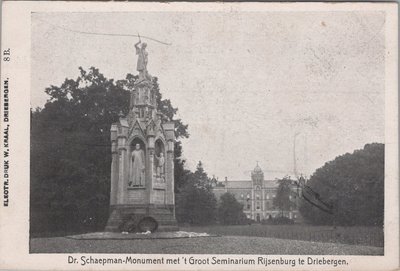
[226,180,252,189]
[213,179,280,189]
[263,180,280,188]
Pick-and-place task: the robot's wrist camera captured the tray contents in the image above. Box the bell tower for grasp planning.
[105,40,178,232]
[251,162,264,221]
[251,161,264,187]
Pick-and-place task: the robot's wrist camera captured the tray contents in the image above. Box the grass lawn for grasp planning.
[180,224,383,247]
[30,235,383,254]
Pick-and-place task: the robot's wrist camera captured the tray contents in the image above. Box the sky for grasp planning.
[31,11,385,180]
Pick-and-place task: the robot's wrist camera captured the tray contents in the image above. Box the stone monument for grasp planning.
[105,38,178,232]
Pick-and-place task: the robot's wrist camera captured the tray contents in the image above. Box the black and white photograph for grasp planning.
[0,2,398,270]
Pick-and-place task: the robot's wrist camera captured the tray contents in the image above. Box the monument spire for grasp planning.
[128,38,158,122]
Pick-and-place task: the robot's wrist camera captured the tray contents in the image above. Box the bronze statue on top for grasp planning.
[135,35,152,82]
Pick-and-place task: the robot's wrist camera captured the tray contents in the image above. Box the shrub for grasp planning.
[261,216,294,225]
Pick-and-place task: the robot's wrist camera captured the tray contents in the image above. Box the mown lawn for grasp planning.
[30,235,383,254]
[180,224,383,247]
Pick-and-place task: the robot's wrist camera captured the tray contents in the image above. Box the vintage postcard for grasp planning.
[0,1,398,270]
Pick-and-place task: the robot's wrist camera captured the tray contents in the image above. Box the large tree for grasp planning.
[175,161,217,225]
[273,176,297,217]
[30,67,189,234]
[299,143,384,226]
[217,193,245,225]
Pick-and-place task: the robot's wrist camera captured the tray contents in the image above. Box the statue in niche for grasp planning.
[135,36,152,82]
[128,111,135,128]
[147,122,154,135]
[144,88,149,103]
[155,152,165,182]
[135,90,140,104]
[129,144,145,187]
[130,90,137,109]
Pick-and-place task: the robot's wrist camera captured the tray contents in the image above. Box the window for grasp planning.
[247,204,251,209]
[247,194,250,199]
[241,194,244,199]
[256,193,260,200]
[266,193,270,200]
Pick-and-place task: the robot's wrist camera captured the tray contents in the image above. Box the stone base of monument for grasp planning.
[105,204,178,233]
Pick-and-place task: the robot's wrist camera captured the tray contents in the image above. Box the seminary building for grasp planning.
[211,163,303,222]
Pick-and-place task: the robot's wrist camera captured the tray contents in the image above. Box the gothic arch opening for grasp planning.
[128,138,146,188]
[154,139,166,183]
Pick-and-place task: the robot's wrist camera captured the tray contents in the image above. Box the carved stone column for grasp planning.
[170,146,175,208]
[110,140,118,205]
[147,135,155,204]
[165,140,174,206]
[117,136,127,204]
[163,122,175,207]
[109,125,118,205]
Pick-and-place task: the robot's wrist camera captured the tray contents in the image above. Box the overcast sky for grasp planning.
[31,11,385,180]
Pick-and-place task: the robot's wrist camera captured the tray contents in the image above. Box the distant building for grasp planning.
[211,163,302,222]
